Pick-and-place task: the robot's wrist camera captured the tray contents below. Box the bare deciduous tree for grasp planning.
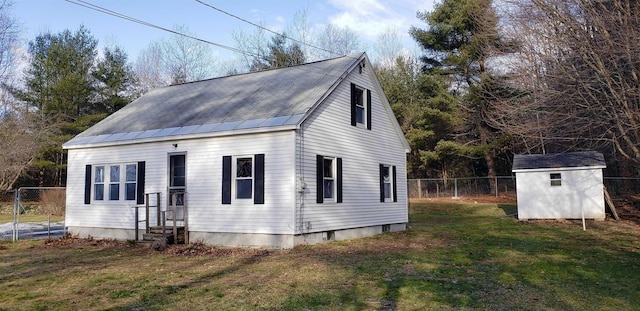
[162,25,216,84]
[315,24,364,59]
[374,26,404,67]
[134,25,217,89]
[232,26,270,71]
[498,0,640,168]
[134,42,167,94]
[0,104,54,190]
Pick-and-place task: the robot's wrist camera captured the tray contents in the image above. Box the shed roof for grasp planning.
[64,53,364,148]
[512,151,606,171]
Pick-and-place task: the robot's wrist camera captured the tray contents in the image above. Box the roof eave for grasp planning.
[512,165,606,173]
[63,124,298,150]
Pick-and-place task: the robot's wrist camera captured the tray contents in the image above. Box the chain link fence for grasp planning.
[1,178,638,240]
[408,177,640,200]
[0,187,66,241]
[408,177,517,199]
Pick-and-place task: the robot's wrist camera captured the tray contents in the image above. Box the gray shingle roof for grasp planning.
[64,53,363,148]
[512,151,606,171]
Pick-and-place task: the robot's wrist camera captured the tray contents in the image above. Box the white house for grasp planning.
[63,53,410,249]
[512,151,606,220]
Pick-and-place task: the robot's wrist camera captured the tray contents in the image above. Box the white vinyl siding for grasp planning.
[295,67,408,233]
[66,130,296,234]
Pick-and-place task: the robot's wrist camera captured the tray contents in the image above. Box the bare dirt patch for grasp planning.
[43,234,128,248]
[614,194,640,225]
[165,242,271,258]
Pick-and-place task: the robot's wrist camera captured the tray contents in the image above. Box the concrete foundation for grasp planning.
[67,223,407,249]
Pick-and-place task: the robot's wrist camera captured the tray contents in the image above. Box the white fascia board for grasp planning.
[512,165,606,173]
[63,124,297,150]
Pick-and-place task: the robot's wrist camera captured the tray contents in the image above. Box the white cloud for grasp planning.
[325,0,433,41]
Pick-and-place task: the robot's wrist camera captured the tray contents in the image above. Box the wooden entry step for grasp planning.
[142,226,186,244]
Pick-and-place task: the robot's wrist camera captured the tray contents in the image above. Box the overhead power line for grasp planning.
[63,0,358,80]
[194,0,341,57]
[64,0,259,58]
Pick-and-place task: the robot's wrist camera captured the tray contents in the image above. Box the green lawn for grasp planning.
[1,202,639,310]
[0,214,64,224]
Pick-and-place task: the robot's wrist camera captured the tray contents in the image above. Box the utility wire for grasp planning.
[64,0,359,79]
[194,0,342,57]
[64,0,259,58]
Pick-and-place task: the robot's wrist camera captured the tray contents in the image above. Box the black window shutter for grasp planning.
[366,89,372,130]
[84,165,92,204]
[350,83,357,126]
[316,155,323,203]
[254,154,265,204]
[379,164,385,203]
[336,158,343,203]
[136,161,146,205]
[222,156,232,204]
[392,165,398,202]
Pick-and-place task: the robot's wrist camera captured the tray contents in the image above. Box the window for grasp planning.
[550,173,562,186]
[109,165,120,200]
[382,165,392,201]
[222,154,264,204]
[323,158,334,199]
[85,162,144,205]
[380,164,397,203]
[91,163,138,202]
[125,164,137,201]
[316,155,342,204]
[94,166,105,201]
[354,87,365,125]
[236,157,253,199]
[350,83,371,130]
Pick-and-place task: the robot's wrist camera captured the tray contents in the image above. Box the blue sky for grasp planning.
[14,0,435,63]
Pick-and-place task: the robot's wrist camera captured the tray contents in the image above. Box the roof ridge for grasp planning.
[165,52,364,87]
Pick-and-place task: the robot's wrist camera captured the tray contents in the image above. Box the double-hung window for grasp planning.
[354,87,365,124]
[222,154,264,204]
[109,165,120,200]
[94,166,105,201]
[235,157,253,199]
[323,157,335,199]
[380,164,397,203]
[316,155,342,204]
[125,164,137,200]
[350,83,372,130]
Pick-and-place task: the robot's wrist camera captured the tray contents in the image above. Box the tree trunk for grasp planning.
[485,151,497,195]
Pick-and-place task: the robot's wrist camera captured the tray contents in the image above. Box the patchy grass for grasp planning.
[0,203,64,223]
[0,214,64,224]
[1,202,639,310]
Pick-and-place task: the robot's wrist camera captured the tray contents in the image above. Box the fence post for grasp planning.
[454,178,458,198]
[495,176,498,197]
[417,179,422,199]
[12,190,18,242]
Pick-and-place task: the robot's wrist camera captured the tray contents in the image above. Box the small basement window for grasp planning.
[550,173,562,186]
